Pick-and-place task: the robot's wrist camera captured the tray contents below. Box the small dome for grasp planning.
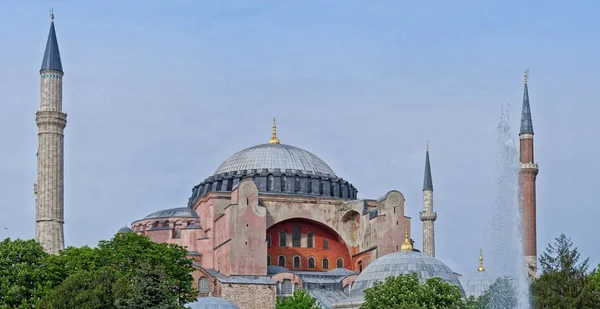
[460,271,493,298]
[350,251,464,298]
[144,207,199,219]
[214,143,336,177]
[116,226,133,234]
[185,297,239,309]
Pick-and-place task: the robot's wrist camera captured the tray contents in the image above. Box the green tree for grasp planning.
[276,289,322,309]
[113,263,181,309]
[478,276,517,309]
[361,273,468,309]
[0,238,55,309]
[531,233,599,309]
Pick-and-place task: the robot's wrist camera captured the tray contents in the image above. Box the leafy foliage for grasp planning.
[0,233,196,309]
[361,273,468,309]
[0,238,55,309]
[477,276,517,309]
[275,289,322,309]
[531,233,599,309]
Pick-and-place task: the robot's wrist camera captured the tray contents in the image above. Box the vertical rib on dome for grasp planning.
[40,21,63,73]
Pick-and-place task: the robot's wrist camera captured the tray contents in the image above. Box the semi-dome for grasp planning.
[144,207,199,219]
[350,250,464,298]
[116,226,133,234]
[185,296,239,309]
[214,143,337,177]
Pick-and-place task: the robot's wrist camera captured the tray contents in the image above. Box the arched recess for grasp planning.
[266,217,351,271]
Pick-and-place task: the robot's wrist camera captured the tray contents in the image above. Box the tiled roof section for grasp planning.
[349,251,464,298]
[309,289,351,309]
[40,22,63,73]
[423,150,433,191]
[214,143,337,177]
[184,297,239,309]
[520,82,534,134]
[267,265,292,275]
[204,269,276,285]
[144,207,199,219]
[459,271,493,298]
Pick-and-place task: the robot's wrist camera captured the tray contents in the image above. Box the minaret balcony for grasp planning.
[520,163,539,170]
[419,211,437,221]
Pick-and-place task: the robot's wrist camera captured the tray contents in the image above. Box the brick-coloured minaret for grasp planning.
[420,141,437,257]
[519,70,538,278]
[35,12,67,254]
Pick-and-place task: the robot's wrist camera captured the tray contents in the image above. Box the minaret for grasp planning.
[419,141,437,257]
[519,70,539,278]
[35,10,67,254]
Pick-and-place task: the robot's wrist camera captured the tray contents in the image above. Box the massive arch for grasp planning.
[266,218,352,271]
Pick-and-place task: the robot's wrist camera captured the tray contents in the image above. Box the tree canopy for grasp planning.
[531,233,599,309]
[0,233,197,309]
[275,289,322,309]
[361,273,469,309]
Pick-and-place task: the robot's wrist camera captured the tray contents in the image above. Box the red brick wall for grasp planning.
[267,218,351,271]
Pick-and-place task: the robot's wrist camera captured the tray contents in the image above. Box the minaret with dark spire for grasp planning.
[35,10,67,254]
[519,70,539,278]
[420,141,437,257]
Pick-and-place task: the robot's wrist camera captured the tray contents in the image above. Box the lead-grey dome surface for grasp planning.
[116,226,133,234]
[185,297,239,309]
[144,207,199,219]
[460,271,493,298]
[349,251,464,298]
[214,143,337,177]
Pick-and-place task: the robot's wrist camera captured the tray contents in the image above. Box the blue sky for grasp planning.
[1,0,599,277]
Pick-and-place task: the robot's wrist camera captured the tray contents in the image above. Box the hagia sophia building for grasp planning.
[33,15,538,309]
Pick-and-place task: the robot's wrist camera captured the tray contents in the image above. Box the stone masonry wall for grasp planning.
[220,283,276,309]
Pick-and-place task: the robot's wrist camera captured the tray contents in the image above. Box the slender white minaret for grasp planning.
[35,10,67,254]
[420,141,437,257]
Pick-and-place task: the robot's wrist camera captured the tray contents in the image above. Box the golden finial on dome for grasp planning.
[478,248,485,272]
[524,69,528,84]
[268,117,280,144]
[400,226,413,251]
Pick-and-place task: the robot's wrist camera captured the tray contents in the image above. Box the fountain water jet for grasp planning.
[486,104,532,309]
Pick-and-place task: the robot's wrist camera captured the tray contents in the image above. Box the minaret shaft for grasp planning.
[420,143,437,257]
[519,71,538,278]
[35,19,66,255]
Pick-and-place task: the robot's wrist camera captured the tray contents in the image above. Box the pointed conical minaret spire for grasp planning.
[420,141,437,257]
[478,249,485,272]
[520,70,533,135]
[40,9,63,73]
[519,70,539,279]
[35,11,67,254]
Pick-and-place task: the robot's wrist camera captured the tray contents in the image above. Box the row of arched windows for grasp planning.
[267,227,327,249]
[267,254,344,269]
[41,73,62,79]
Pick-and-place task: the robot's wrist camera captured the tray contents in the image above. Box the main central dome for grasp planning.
[214,143,337,177]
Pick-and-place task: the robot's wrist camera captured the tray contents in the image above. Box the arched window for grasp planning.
[267,254,271,266]
[337,257,344,269]
[294,282,299,292]
[293,256,301,268]
[307,231,313,248]
[267,174,274,191]
[281,279,293,295]
[281,175,287,192]
[308,257,315,269]
[266,235,271,248]
[294,177,300,192]
[163,220,170,228]
[198,277,209,294]
[307,178,312,194]
[278,255,286,267]
[279,230,287,246]
[323,238,329,250]
[358,261,363,272]
[322,258,330,269]
[292,226,301,247]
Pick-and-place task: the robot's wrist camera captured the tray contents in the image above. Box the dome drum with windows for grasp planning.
[188,119,357,206]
